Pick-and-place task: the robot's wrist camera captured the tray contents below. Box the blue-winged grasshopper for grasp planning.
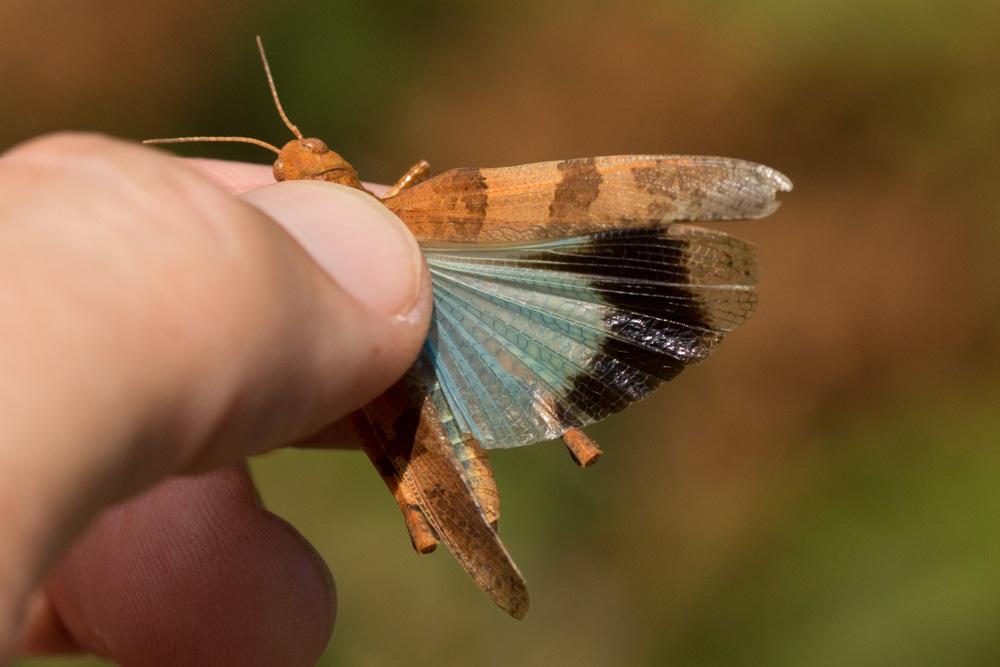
[146,37,792,618]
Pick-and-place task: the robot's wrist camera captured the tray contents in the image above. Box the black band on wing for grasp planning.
[521,228,727,426]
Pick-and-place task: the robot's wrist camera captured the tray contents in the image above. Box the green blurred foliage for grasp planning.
[5,0,1000,665]
[672,389,1000,666]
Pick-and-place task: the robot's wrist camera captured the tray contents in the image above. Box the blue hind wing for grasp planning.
[416,224,758,450]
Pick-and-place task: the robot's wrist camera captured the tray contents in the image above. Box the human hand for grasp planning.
[0,133,432,665]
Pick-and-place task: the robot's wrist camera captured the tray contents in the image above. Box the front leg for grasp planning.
[383,160,430,199]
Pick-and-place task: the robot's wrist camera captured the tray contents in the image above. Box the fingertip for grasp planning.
[182,158,277,194]
[243,181,427,318]
[44,468,335,667]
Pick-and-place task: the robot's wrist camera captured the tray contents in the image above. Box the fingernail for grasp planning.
[242,181,424,316]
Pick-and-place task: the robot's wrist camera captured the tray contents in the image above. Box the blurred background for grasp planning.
[5,1,1000,664]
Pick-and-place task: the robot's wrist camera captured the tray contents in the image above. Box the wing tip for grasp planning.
[501,586,531,619]
[478,534,530,619]
[754,164,792,217]
[488,552,530,619]
[765,166,794,193]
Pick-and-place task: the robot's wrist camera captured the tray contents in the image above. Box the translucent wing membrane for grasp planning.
[411,356,501,523]
[416,224,758,450]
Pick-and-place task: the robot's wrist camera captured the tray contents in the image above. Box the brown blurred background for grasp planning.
[6,1,1000,665]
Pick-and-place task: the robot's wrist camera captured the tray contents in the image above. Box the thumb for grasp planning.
[188,178,435,467]
[0,134,430,653]
[243,180,427,323]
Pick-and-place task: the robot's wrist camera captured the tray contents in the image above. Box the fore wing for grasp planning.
[383,155,792,243]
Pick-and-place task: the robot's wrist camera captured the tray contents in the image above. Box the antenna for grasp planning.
[255,35,303,140]
[143,36,303,154]
[143,135,281,154]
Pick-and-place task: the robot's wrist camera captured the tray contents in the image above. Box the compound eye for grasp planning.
[303,138,329,154]
[272,158,286,181]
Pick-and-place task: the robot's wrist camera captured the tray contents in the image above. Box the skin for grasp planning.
[0,133,432,665]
